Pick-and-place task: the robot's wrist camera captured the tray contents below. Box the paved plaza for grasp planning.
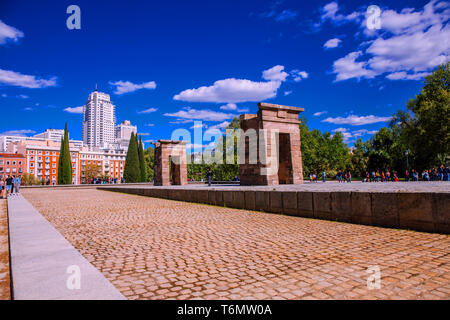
[0,200,10,300]
[143,181,450,193]
[22,188,450,300]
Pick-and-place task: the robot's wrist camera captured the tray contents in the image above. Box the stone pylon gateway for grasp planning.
[152,140,188,186]
[239,102,304,185]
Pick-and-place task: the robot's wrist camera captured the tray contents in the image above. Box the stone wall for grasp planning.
[99,187,449,234]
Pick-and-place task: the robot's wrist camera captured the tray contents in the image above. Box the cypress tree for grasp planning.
[138,135,147,182]
[124,132,141,183]
[57,137,64,184]
[61,123,73,184]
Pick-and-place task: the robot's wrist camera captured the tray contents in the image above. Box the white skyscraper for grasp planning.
[82,89,116,148]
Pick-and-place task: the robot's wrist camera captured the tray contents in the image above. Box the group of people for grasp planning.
[85,177,120,184]
[362,170,399,182]
[406,165,450,181]
[309,171,352,183]
[0,175,21,199]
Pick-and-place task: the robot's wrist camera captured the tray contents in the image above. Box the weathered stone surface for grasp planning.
[351,192,372,225]
[239,103,304,186]
[269,191,283,213]
[153,140,188,186]
[313,192,332,220]
[433,193,450,233]
[398,193,434,232]
[297,192,314,218]
[331,192,352,222]
[282,192,297,216]
[233,191,246,209]
[214,191,224,207]
[371,193,399,228]
[223,191,234,208]
[196,190,209,204]
[255,191,270,212]
[244,191,256,211]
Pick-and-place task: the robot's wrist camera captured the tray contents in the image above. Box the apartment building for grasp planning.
[0,153,26,180]
[7,138,126,184]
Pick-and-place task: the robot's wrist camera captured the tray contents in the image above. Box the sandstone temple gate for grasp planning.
[153,140,188,186]
[239,103,304,186]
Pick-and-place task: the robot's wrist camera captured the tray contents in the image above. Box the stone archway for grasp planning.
[153,140,188,186]
[239,102,304,185]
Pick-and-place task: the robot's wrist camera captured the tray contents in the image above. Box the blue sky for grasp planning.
[0,0,448,147]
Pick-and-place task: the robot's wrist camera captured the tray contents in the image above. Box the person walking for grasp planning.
[5,175,13,197]
[14,175,21,195]
[322,171,326,183]
[0,178,4,199]
[206,168,212,187]
[337,170,342,183]
[347,171,352,183]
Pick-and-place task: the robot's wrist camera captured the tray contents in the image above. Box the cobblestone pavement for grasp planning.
[0,199,11,300]
[22,189,450,300]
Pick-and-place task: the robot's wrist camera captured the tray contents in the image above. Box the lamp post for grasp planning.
[405,149,409,170]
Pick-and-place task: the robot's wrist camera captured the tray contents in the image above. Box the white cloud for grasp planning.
[0,69,57,88]
[352,129,378,136]
[109,80,156,95]
[332,127,378,143]
[209,121,230,130]
[145,123,155,127]
[284,91,292,96]
[322,114,392,125]
[138,133,150,136]
[291,70,309,82]
[64,106,83,114]
[219,103,237,111]
[262,65,289,81]
[173,78,281,103]
[333,51,376,81]
[313,111,328,116]
[190,122,208,129]
[164,107,235,122]
[0,20,24,44]
[0,129,35,136]
[17,94,29,99]
[332,1,450,81]
[1,94,6,98]
[320,2,361,24]
[137,107,158,114]
[324,38,342,48]
[275,10,298,22]
[386,71,431,80]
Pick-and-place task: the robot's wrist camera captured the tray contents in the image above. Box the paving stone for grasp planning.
[20,188,450,300]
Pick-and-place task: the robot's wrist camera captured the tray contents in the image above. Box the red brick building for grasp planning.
[0,153,26,180]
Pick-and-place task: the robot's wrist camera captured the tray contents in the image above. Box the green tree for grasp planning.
[57,137,64,184]
[59,123,73,184]
[138,135,147,182]
[123,132,141,183]
[144,146,155,182]
[400,63,450,169]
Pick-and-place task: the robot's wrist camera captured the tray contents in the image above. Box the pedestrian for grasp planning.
[6,175,13,197]
[0,178,4,199]
[322,171,326,183]
[206,168,212,187]
[337,170,342,183]
[347,171,352,183]
[13,175,21,195]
